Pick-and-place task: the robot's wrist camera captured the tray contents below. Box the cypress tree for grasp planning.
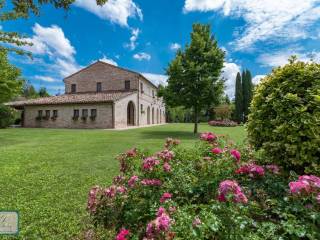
[242,69,253,121]
[234,72,243,123]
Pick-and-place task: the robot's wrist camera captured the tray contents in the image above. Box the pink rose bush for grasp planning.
[235,163,265,178]
[218,180,248,204]
[87,132,320,239]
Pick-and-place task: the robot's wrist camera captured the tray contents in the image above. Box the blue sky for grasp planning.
[2,0,320,97]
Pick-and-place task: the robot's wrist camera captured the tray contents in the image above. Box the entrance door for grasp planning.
[127,101,135,126]
[147,106,150,124]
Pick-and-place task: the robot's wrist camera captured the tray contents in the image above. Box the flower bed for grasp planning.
[208,119,238,127]
[87,133,320,239]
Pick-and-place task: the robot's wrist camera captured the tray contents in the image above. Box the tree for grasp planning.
[0,50,23,103]
[163,23,225,133]
[234,72,243,123]
[242,69,253,121]
[0,0,108,54]
[38,87,50,97]
[23,81,39,99]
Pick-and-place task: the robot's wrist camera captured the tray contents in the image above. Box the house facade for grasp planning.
[8,61,166,129]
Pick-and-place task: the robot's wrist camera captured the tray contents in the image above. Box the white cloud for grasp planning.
[140,73,168,86]
[252,75,266,85]
[125,28,140,50]
[75,0,143,27]
[258,50,320,67]
[170,43,181,51]
[133,52,151,61]
[184,0,320,50]
[99,55,118,66]
[34,75,59,82]
[18,23,81,81]
[221,62,241,99]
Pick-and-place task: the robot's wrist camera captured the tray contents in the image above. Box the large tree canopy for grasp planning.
[163,23,225,133]
[0,0,108,54]
[0,49,23,103]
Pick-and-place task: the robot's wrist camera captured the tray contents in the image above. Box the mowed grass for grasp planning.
[0,123,246,239]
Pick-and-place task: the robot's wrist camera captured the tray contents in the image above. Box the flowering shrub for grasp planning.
[87,134,320,239]
[208,119,238,127]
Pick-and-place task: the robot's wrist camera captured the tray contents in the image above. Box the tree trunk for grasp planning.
[194,106,198,134]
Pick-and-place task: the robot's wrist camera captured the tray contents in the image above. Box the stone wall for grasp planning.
[114,93,138,129]
[138,77,166,126]
[64,62,139,94]
[24,103,113,129]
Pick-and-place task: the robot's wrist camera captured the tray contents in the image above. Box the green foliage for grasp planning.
[213,104,232,120]
[89,134,320,239]
[0,104,14,128]
[247,59,320,174]
[0,125,246,239]
[0,49,23,103]
[38,86,50,97]
[163,23,225,133]
[242,70,253,121]
[234,72,243,123]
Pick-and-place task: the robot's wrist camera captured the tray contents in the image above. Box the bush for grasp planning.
[0,104,14,128]
[247,59,320,174]
[213,104,232,120]
[86,133,320,239]
[208,119,238,127]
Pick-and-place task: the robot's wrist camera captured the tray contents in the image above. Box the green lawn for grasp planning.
[0,123,245,239]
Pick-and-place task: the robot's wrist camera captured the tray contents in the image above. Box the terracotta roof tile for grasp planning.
[6,91,135,107]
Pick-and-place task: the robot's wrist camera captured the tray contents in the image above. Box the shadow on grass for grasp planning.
[139,130,198,140]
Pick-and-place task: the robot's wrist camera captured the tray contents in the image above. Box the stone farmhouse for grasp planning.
[8,61,166,129]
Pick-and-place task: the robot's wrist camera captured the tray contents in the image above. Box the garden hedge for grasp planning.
[247,59,320,174]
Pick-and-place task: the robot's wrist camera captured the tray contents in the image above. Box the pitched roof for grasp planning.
[6,91,135,107]
[64,61,159,89]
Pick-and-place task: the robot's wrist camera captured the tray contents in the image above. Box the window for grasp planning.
[90,109,97,120]
[53,110,58,118]
[152,90,155,98]
[140,82,144,94]
[73,109,79,119]
[96,82,102,92]
[125,80,130,90]
[38,110,43,117]
[45,110,50,119]
[82,109,88,118]
[71,84,76,93]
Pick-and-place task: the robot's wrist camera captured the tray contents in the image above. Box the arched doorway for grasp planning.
[147,106,150,124]
[160,111,162,123]
[152,108,154,124]
[127,101,135,126]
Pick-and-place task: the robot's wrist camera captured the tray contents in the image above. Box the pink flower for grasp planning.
[157,150,175,162]
[160,192,172,203]
[265,164,280,174]
[230,149,241,162]
[87,185,101,213]
[116,186,127,194]
[235,163,265,178]
[143,157,160,171]
[316,193,320,204]
[289,180,311,195]
[128,175,139,188]
[163,162,171,172]
[146,208,171,238]
[211,147,223,154]
[116,228,130,240]
[200,132,217,142]
[298,175,320,189]
[141,179,162,186]
[218,180,248,204]
[192,217,202,227]
[104,185,117,198]
[165,138,181,148]
[126,148,137,157]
